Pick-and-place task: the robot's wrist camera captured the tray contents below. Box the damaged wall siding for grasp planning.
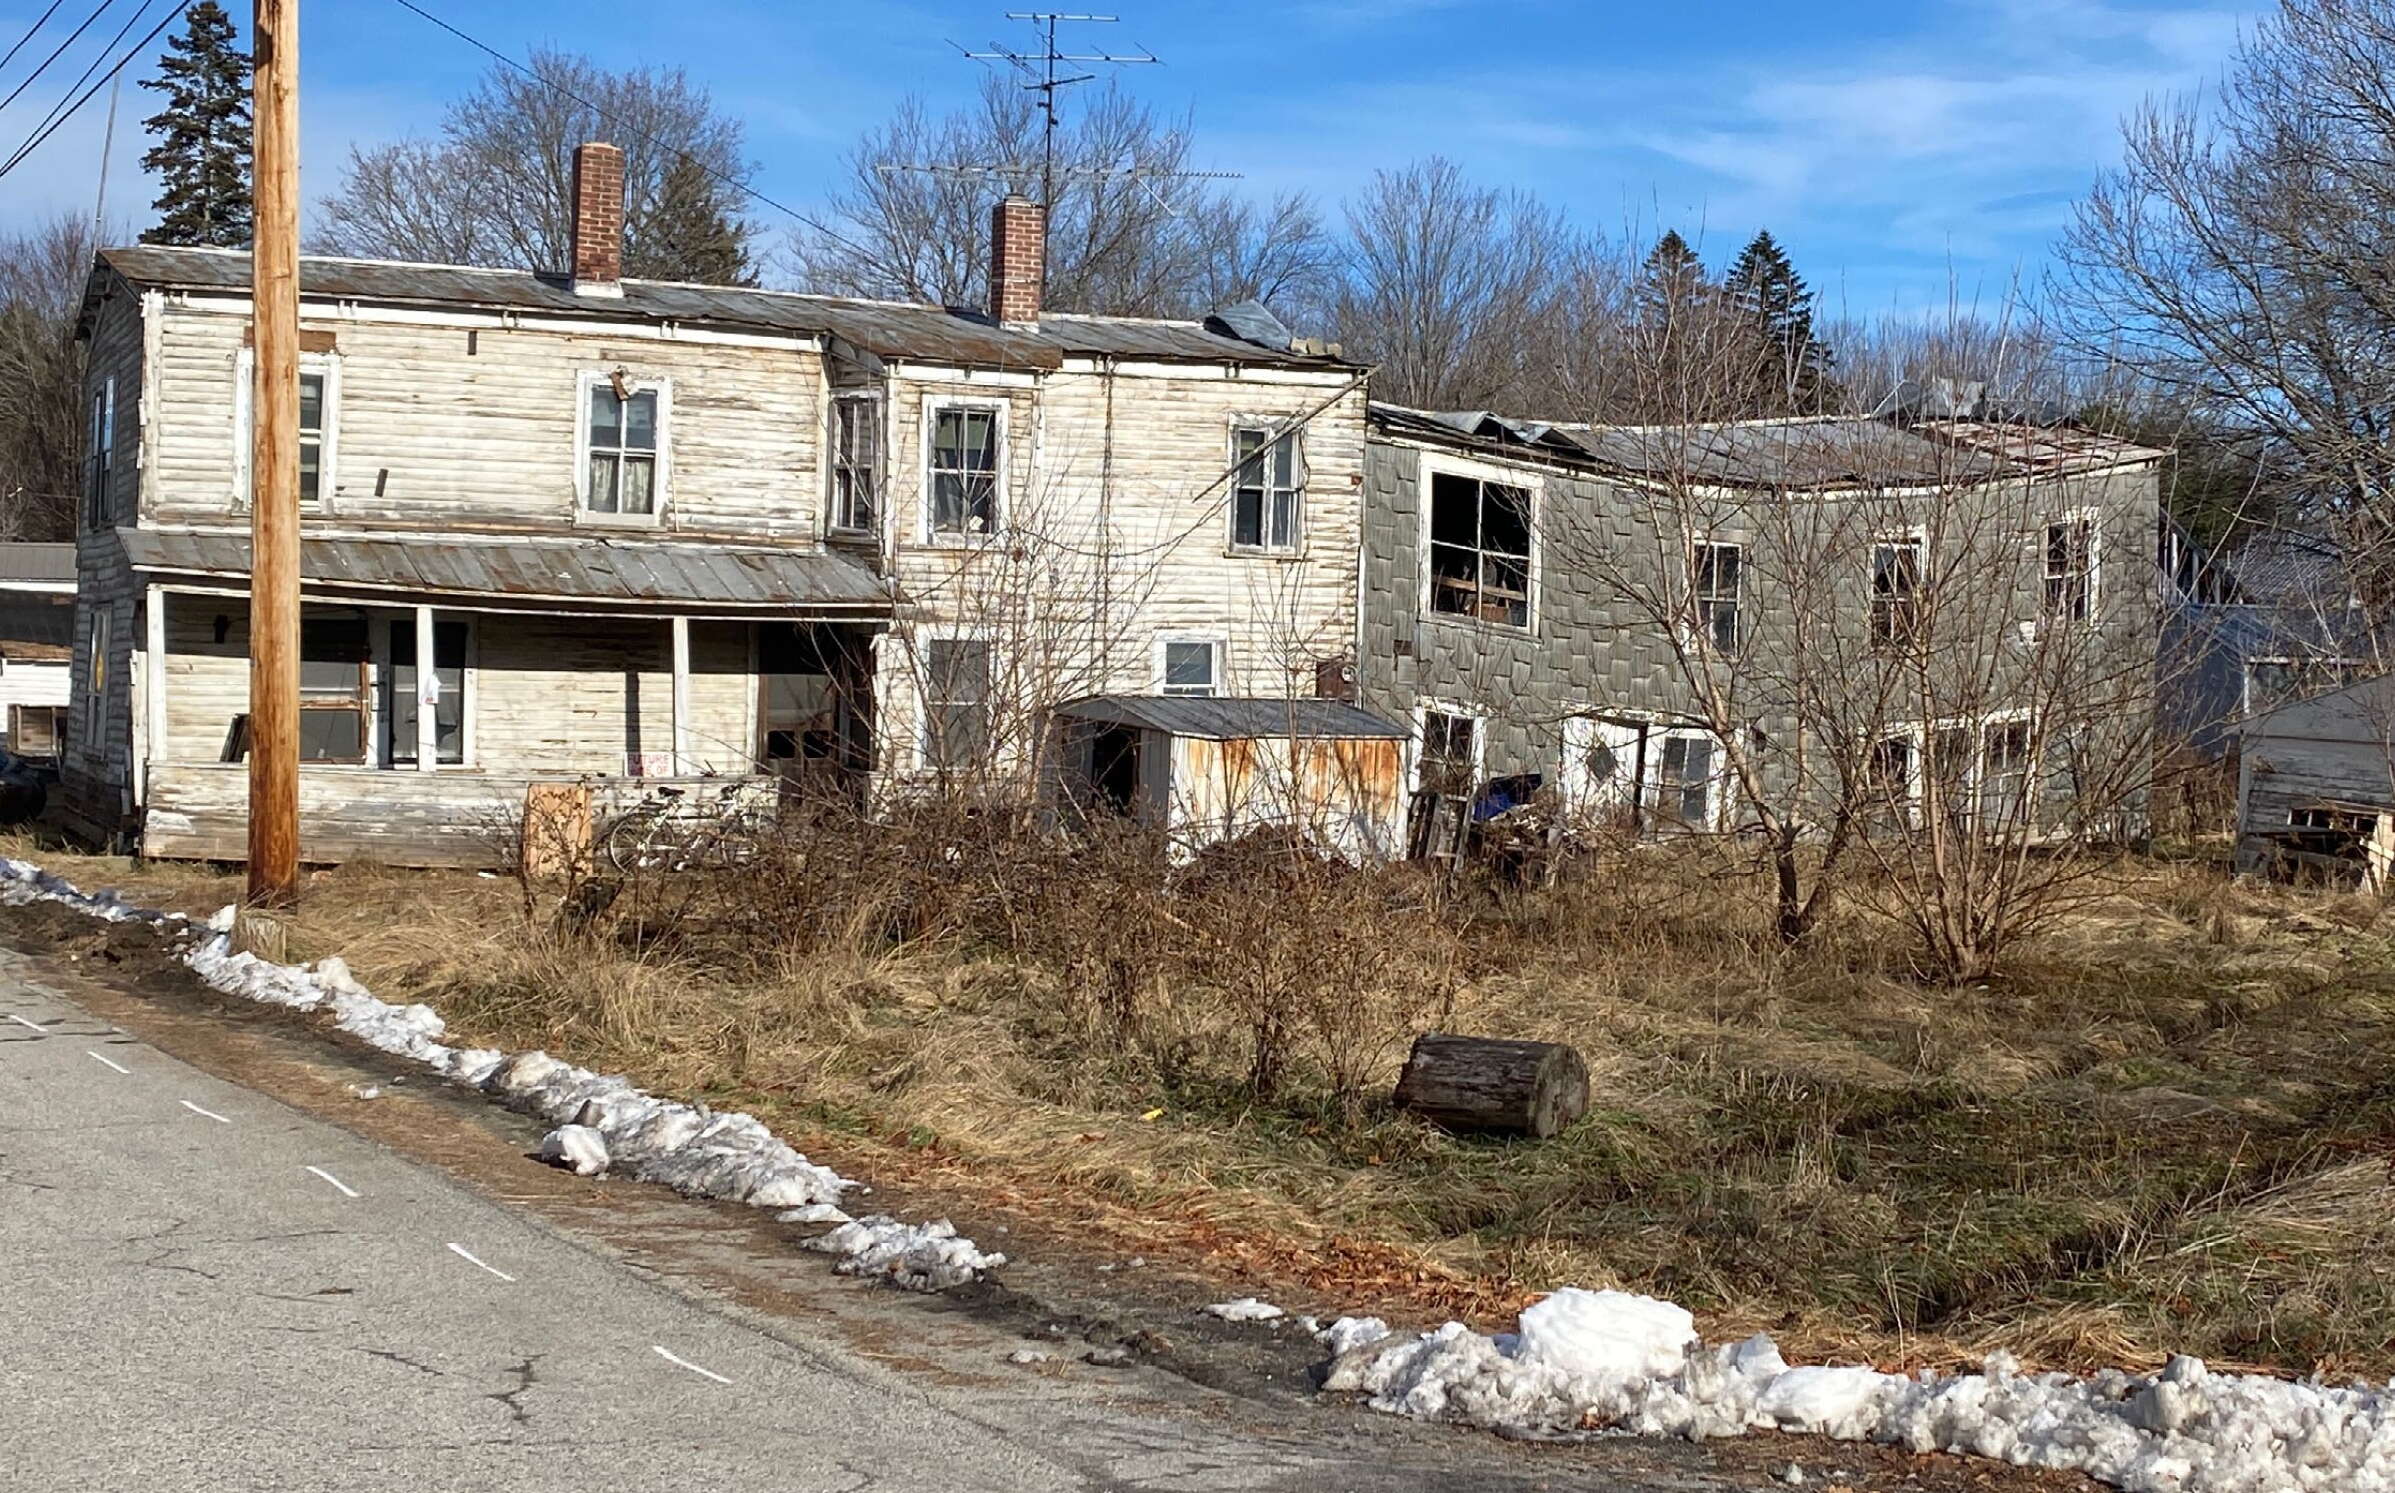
[2236,684,2395,872]
[144,297,827,541]
[61,288,148,841]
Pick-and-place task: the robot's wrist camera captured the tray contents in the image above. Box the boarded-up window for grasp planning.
[9,704,64,759]
[922,639,990,770]
[1429,473,1531,627]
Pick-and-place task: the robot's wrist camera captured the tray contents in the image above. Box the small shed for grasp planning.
[1050,695,1410,860]
[2236,671,2395,879]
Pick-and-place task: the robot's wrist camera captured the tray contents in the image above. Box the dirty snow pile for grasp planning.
[1204,1297,1285,1323]
[0,860,1005,1289]
[804,1215,1006,1291]
[1325,1287,2395,1493]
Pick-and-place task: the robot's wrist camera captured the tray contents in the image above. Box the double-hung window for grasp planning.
[1692,541,1741,653]
[298,614,370,764]
[383,618,470,767]
[1655,733,1720,827]
[928,405,1001,537]
[1429,472,1533,628]
[831,394,882,534]
[1417,708,1479,798]
[235,352,338,510]
[1160,639,1221,697]
[1871,536,1924,648]
[1980,719,2032,824]
[1230,425,1302,551]
[2043,515,2095,623]
[922,638,991,770]
[83,379,113,532]
[583,379,662,518]
[296,370,329,507]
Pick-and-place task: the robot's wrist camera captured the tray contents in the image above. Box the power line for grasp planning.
[383,0,880,265]
[0,0,121,118]
[4,0,168,174]
[0,2,183,184]
[0,1,72,83]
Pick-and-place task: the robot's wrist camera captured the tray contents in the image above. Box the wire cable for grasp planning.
[0,0,119,117]
[0,1,184,183]
[0,1,72,84]
[1,0,167,174]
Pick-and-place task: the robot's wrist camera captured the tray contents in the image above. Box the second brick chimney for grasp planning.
[988,194,1044,327]
[571,142,625,297]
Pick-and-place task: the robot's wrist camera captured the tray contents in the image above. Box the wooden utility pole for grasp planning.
[246,0,300,902]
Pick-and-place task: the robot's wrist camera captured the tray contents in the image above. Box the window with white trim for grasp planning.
[1417,708,1479,797]
[1693,541,1741,653]
[235,351,340,510]
[1654,731,1722,828]
[1230,425,1302,551]
[1867,733,1914,806]
[1979,718,2032,824]
[922,638,991,769]
[927,404,1001,536]
[1870,535,1924,647]
[2243,655,2364,714]
[1160,639,1221,697]
[299,613,370,764]
[381,617,471,767]
[2043,514,2095,622]
[582,378,662,517]
[83,378,113,532]
[830,394,881,533]
[1429,472,1532,628]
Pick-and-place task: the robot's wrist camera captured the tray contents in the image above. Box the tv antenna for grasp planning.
[962,12,1158,208]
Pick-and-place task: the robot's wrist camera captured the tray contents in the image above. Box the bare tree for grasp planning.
[0,214,98,541]
[794,78,1335,322]
[2054,0,2395,574]
[315,48,757,283]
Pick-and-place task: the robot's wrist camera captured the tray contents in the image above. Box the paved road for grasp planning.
[0,953,1757,1493]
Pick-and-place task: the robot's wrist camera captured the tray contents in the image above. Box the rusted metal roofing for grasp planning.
[1060,694,1408,740]
[1369,402,2165,489]
[116,527,893,613]
[92,246,1352,372]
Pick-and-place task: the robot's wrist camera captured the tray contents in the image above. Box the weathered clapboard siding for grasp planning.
[875,361,1368,776]
[61,280,150,839]
[143,762,775,868]
[158,599,756,775]
[144,299,826,541]
[2236,678,2395,871]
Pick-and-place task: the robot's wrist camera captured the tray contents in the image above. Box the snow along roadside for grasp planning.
[0,858,1004,1291]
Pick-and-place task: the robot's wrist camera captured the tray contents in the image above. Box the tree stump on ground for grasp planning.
[1392,1034,1589,1138]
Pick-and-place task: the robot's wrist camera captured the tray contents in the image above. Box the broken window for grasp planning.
[83,379,113,532]
[1979,719,2032,825]
[1867,734,1913,805]
[1230,426,1302,551]
[2245,656,2365,714]
[1429,473,1532,628]
[1693,541,1741,653]
[1161,640,1220,697]
[929,405,1000,536]
[1870,536,1923,648]
[2043,515,2094,623]
[383,618,470,767]
[298,614,370,764]
[585,381,660,516]
[1417,709,1478,798]
[831,394,881,533]
[922,638,991,770]
[1655,733,1719,827]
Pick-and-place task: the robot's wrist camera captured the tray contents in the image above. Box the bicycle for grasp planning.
[600,780,765,873]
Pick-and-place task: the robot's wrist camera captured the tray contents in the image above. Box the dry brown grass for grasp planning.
[12,817,2395,1379]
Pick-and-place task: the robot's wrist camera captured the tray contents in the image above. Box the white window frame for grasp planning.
[918,631,995,773]
[369,612,479,770]
[84,377,114,532]
[574,370,672,527]
[828,391,884,537]
[233,349,342,512]
[1420,454,1540,633]
[1411,700,1486,797]
[1870,527,1927,649]
[2042,508,2099,626]
[1690,537,1742,655]
[1560,714,1645,821]
[1226,420,1305,555]
[1651,726,1732,831]
[1155,636,1225,697]
[1883,707,2039,829]
[2239,654,2364,717]
[921,397,1008,544]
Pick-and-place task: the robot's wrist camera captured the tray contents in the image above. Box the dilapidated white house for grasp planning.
[64,143,1373,863]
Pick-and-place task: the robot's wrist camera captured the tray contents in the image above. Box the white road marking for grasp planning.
[5,1014,43,1031]
[179,1100,231,1124]
[652,1345,732,1385]
[86,1050,130,1074]
[305,1166,360,1198]
[445,1242,515,1282]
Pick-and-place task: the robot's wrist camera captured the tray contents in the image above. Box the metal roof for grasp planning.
[0,543,77,582]
[2220,530,2352,609]
[92,246,1352,372]
[1059,694,1408,740]
[116,527,893,613]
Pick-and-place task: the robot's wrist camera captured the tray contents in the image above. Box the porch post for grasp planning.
[414,604,437,772]
[141,584,165,798]
[670,615,691,775]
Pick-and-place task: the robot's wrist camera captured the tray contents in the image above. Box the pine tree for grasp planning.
[631,155,754,285]
[1724,229,1835,412]
[139,3,253,248]
[1638,230,1708,321]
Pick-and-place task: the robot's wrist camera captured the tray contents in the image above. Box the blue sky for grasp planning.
[0,0,2253,319]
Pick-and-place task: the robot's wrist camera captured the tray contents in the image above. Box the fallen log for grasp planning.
[1392,1033,1589,1139]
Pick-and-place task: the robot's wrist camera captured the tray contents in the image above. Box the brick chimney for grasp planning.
[570,142,625,297]
[988,194,1044,326]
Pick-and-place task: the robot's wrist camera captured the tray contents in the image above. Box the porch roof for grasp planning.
[1059,694,1408,741]
[117,527,894,616]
